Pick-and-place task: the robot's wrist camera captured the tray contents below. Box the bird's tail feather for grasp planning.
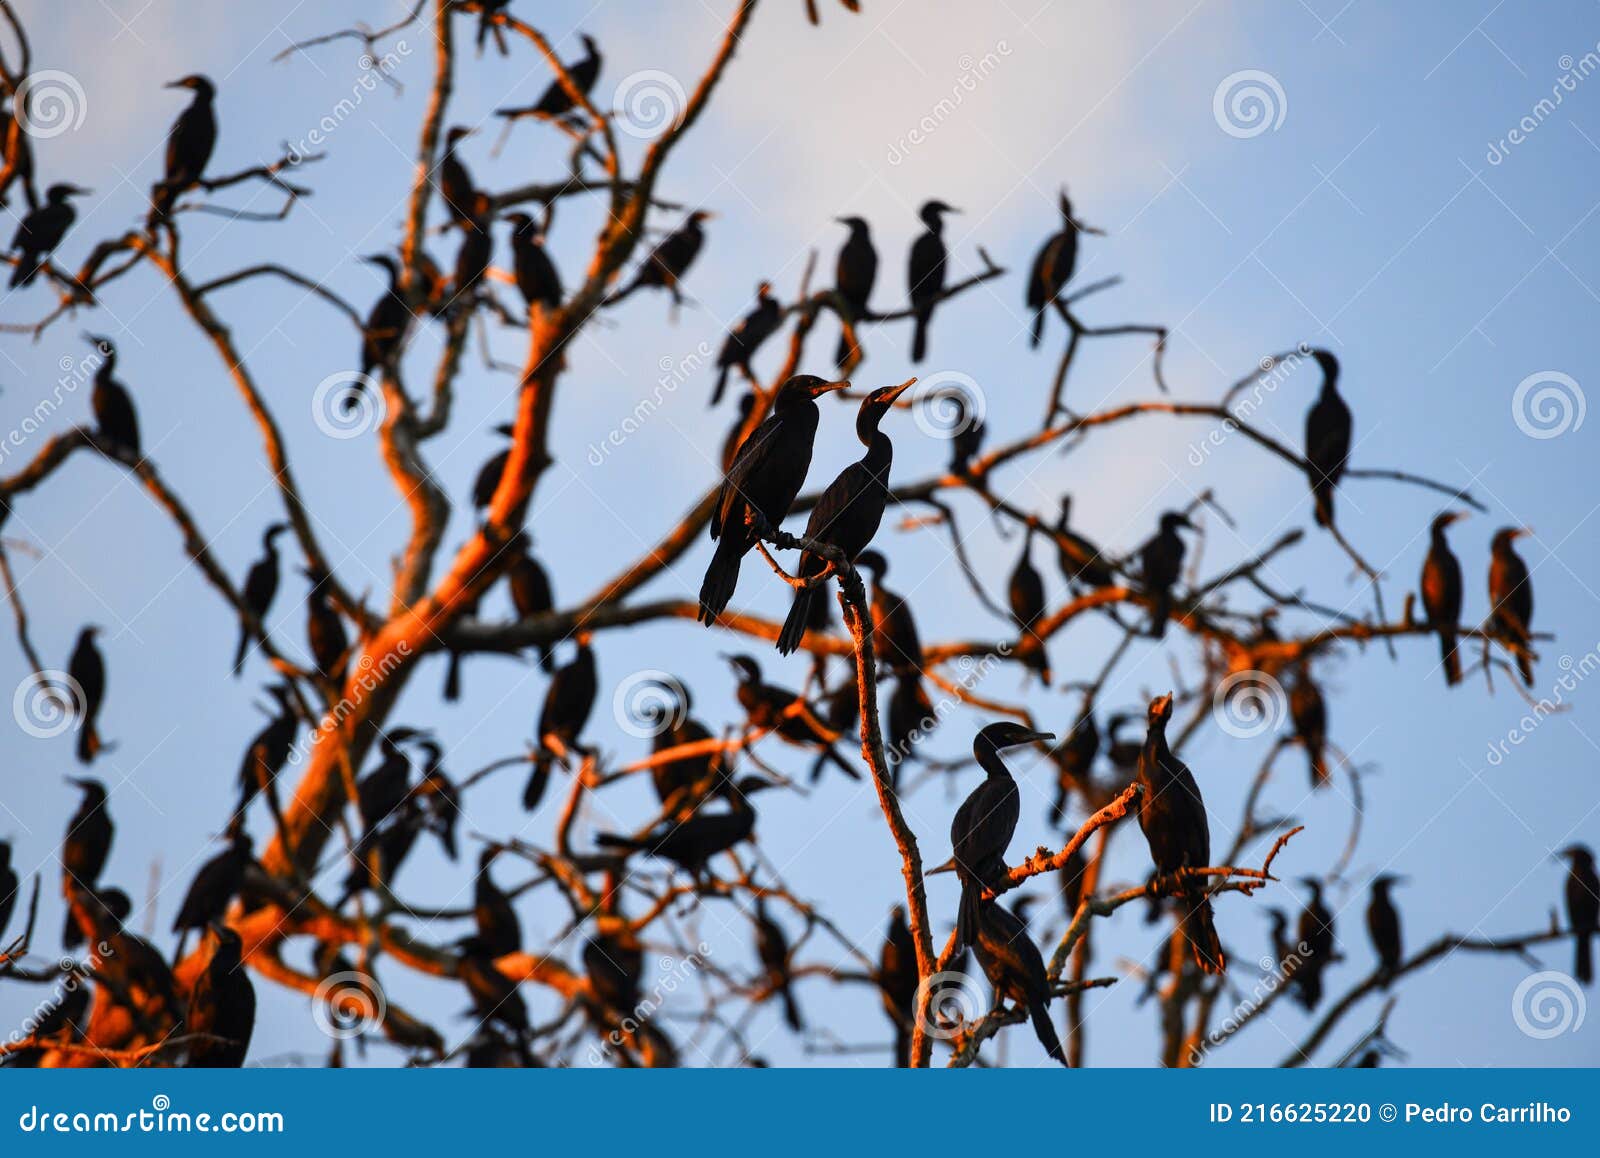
[1030,307,1046,349]
[522,752,552,811]
[698,538,743,625]
[1030,999,1068,1066]
[231,627,250,676]
[911,310,929,363]
[776,586,816,655]
[443,650,463,703]
[1183,894,1226,974]
[1313,488,1334,529]
[76,720,99,764]
[1308,745,1329,789]
[779,983,804,1031]
[1577,931,1593,986]
[1440,629,1461,686]
[955,880,985,952]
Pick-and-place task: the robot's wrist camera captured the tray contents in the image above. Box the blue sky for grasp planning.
[2,0,1598,1067]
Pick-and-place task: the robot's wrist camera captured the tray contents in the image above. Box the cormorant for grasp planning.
[907,200,957,363]
[61,776,114,894]
[945,391,985,476]
[713,282,782,405]
[472,423,516,515]
[505,212,562,312]
[496,34,602,122]
[449,192,494,311]
[358,254,413,384]
[950,721,1054,951]
[185,924,255,1067]
[149,75,216,223]
[232,682,296,837]
[1489,526,1534,685]
[698,375,848,624]
[357,728,424,832]
[1105,712,1141,779]
[1134,694,1225,973]
[457,935,533,1060]
[1294,878,1335,1010]
[642,679,723,808]
[1048,708,1099,826]
[413,738,461,860]
[1007,527,1051,684]
[1560,845,1598,985]
[302,566,349,687]
[472,0,511,55]
[1304,349,1351,528]
[437,126,479,230]
[777,381,914,655]
[1288,663,1329,789]
[65,626,107,765]
[1139,511,1193,639]
[858,549,923,673]
[506,530,555,671]
[584,925,644,1019]
[62,885,130,953]
[595,775,773,883]
[608,210,713,309]
[886,670,934,778]
[0,841,16,941]
[84,334,141,461]
[527,637,597,809]
[233,522,289,675]
[833,215,877,367]
[1366,873,1403,987]
[1053,495,1114,589]
[8,182,88,288]
[752,896,803,1031]
[969,899,1068,1065]
[725,654,859,779]
[1026,189,1102,348]
[878,905,918,1068]
[721,392,756,470]
[1420,511,1466,686]
[171,830,251,937]
[472,847,523,957]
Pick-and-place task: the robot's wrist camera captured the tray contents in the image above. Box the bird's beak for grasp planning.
[1021,729,1056,746]
[882,378,916,404]
[1513,527,1533,539]
[1151,691,1174,716]
[163,78,192,90]
[1444,510,1468,526]
[811,378,851,397]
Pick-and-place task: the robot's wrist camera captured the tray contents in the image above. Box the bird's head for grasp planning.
[1557,844,1595,866]
[361,253,401,280]
[1372,873,1407,890]
[687,209,715,225]
[81,332,116,362]
[1159,511,1195,535]
[835,215,869,233]
[580,33,601,57]
[165,74,215,98]
[919,199,959,226]
[48,182,92,202]
[1057,188,1074,218]
[1492,526,1531,551]
[1431,509,1467,534]
[855,378,915,439]
[445,125,476,145]
[855,548,887,580]
[1146,692,1175,728]
[1310,347,1339,388]
[776,374,849,407]
[722,653,761,684]
[1298,876,1324,898]
[973,721,1054,758]
[67,776,107,800]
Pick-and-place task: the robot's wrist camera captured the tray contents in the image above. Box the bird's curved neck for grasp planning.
[973,740,1014,780]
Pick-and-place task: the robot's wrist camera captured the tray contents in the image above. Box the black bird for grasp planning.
[907,200,957,363]
[1139,511,1193,639]
[833,215,878,367]
[302,566,349,687]
[0,107,37,211]
[338,800,424,906]
[457,935,534,1061]
[945,391,986,477]
[777,381,914,655]
[1489,526,1534,686]
[472,847,523,958]
[811,655,860,781]
[584,924,644,1019]
[233,682,296,838]
[449,193,494,311]
[357,728,423,832]
[442,587,480,705]
[878,905,918,1068]
[413,738,462,860]
[172,831,252,938]
[527,637,597,809]
[506,530,555,671]
[1134,693,1225,973]
[752,897,803,1031]
[358,254,413,385]
[65,626,107,765]
[721,392,757,470]
[472,424,516,515]
[8,182,88,288]
[1304,349,1351,528]
[232,522,289,675]
[608,210,713,310]
[1420,511,1466,686]
[1560,845,1598,986]
[1105,712,1141,779]
[725,654,859,780]
[1366,873,1404,987]
[1288,663,1329,789]
[84,334,141,461]
[950,722,1054,952]
[1007,527,1051,684]
[1294,877,1335,1010]
[970,899,1068,1066]
[505,212,562,312]
[713,282,782,405]
[149,75,216,223]
[1048,708,1099,826]
[438,126,479,230]
[886,670,935,779]
[595,775,773,883]
[1053,495,1114,589]
[496,34,602,122]
[472,0,511,55]
[61,885,130,953]
[61,777,114,895]
[642,680,724,809]
[1026,189,1102,348]
[0,841,17,942]
[699,375,848,624]
[858,549,923,674]
[185,924,255,1067]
